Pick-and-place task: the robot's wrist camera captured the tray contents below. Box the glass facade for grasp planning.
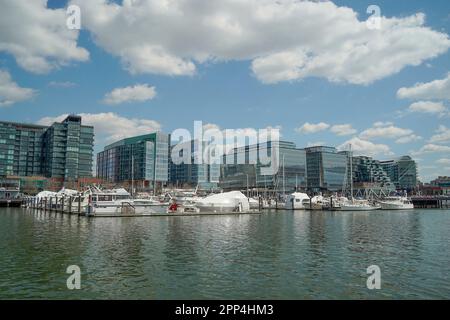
[0,116,94,180]
[220,141,307,192]
[169,140,220,188]
[97,132,170,185]
[305,146,348,192]
[380,156,417,191]
[351,155,395,191]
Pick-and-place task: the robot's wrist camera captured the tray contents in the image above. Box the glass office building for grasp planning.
[380,156,417,191]
[0,115,94,180]
[351,156,395,191]
[220,141,307,192]
[97,132,170,187]
[169,140,220,189]
[305,146,348,192]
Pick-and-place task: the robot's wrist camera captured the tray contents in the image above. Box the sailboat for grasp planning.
[340,144,379,211]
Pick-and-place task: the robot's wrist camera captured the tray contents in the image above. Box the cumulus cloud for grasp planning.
[38,112,162,149]
[428,125,450,143]
[0,0,89,73]
[330,124,357,136]
[397,73,450,100]
[436,158,450,165]
[307,141,326,147]
[338,137,393,157]
[359,122,414,141]
[395,134,422,144]
[102,84,157,105]
[48,81,77,88]
[0,70,36,106]
[412,143,450,155]
[296,122,330,134]
[70,0,450,84]
[407,101,448,117]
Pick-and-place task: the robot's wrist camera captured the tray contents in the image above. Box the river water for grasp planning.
[0,207,449,299]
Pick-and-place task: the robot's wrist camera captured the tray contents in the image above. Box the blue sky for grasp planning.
[0,0,449,182]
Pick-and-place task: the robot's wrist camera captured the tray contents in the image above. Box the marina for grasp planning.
[1,206,449,299]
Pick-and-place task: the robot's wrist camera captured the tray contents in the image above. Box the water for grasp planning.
[0,207,449,299]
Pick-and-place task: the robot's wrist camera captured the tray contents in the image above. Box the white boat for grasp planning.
[87,188,168,215]
[340,199,380,211]
[378,196,414,210]
[285,192,310,210]
[340,144,379,212]
[308,195,329,210]
[249,197,260,209]
[195,191,251,213]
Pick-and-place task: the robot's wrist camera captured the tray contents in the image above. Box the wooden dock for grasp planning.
[411,196,450,209]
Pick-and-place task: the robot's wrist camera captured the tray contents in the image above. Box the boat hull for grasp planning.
[379,203,414,210]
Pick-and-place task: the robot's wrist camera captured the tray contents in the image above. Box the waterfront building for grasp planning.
[304,146,348,192]
[0,115,94,180]
[380,156,417,191]
[220,140,307,193]
[169,140,220,189]
[352,156,395,191]
[97,132,170,189]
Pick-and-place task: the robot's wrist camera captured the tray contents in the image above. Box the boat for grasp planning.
[195,191,251,213]
[86,187,169,215]
[340,144,379,211]
[285,192,310,210]
[378,196,414,210]
[308,195,329,210]
[340,198,380,211]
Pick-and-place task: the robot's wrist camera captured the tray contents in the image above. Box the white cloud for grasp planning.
[102,84,157,105]
[296,122,330,134]
[330,124,357,136]
[428,125,450,143]
[0,70,36,106]
[307,141,326,147]
[436,158,450,165]
[0,0,89,73]
[48,81,77,88]
[70,0,450,84]
[412,143,450,155]
[359,122,413,140]
[338,137,393,157]
[407,100,448,117]
[397,73,450,100]
[38,113,162,149]
[395,134,422,144]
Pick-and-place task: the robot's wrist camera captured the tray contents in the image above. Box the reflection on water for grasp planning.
[0,208,449,299]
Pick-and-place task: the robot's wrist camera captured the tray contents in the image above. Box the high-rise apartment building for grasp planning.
[97,132,170,188]
[0,115,94,180]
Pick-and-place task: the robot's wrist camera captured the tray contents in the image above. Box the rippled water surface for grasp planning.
[0,208,449,299]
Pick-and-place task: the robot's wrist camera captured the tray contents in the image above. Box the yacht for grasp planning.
[195,191,251,213]
[340,198,380,211]
[86,187,168,215]
[285,192,310,210]
[378,196,414,210]
[340,144,379,211]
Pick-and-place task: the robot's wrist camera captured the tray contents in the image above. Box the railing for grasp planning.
[22,195,85,215]
[121,201,135,215]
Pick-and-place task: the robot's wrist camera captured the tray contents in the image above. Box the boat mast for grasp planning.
[349,144,353,201]
[282,154,285,195]
[131,152,134,197]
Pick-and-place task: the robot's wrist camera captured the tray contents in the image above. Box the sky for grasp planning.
[0,0,449,182]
